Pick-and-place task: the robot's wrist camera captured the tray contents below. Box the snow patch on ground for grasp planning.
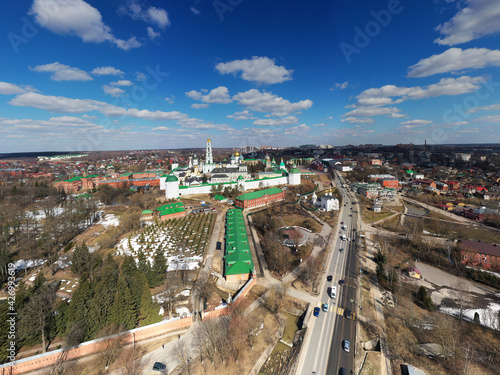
[175,306,190,316]
[13,259,46,271]
[439,302,500,330]
[115,228,203,271]
[27,207,65,221]
[100,213,120,228]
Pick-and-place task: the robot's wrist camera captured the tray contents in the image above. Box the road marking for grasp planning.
[337,307,344,315]
[352,313,356,320]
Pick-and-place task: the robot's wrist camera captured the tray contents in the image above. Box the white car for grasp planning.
[330,286,337,299]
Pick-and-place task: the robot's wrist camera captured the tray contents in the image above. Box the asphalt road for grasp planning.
[300,173,358,375]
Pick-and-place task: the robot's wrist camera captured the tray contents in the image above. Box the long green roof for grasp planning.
[156,202,184,212]
[224,209,254,276]
[158,206,185,216]
[236,187,282,201]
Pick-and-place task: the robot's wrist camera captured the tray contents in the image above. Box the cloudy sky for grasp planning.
[1,0,500,152]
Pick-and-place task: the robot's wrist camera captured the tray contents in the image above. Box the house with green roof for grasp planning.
[235,187,284,209]
[224,209,254,282]
[155,202,186,221]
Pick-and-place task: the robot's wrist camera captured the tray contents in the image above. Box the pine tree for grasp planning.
[110,275,137,331]
[152,248,167,286]
[139,281,161,326]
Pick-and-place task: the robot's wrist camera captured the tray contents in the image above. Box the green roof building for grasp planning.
[235,187,284,209]
[224,209,254,281]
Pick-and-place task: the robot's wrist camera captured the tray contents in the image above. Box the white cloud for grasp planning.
[343,106,400,118]
[191,6,201,15]
[408,48,500,77]
[186,86,232,104]
[191,103,209,109]
[226,110,256,121]
[91,66,124,76]
[110,80,133,87]
[216,56,293,84]
[147,7,170,28]
[388,113,407,118]
[119,3,170,28]
[330,81,350,91]
[0,82,27,95]
[103,85,125,97]
[283,124,310,136]
[9,92,102,113]
[233,89,313,116]
[31,62,93,81]
[399,119,433,126]
[164,95,174,104]
[253,116,298,126]
[466,103,500,113]
[135,72,146,81]
[313,123,326,127]
[435,0,500,46]
[341,117,375,124]
[347,76,486,118]
[474,115,500,123]
[152,126,170,131]
[147,27,160,39]
[30,0,142,50]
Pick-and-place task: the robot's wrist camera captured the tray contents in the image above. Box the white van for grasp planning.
[330,286,337,299]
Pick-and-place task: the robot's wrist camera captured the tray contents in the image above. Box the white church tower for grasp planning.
[203,138,216,174]
[206,138,213,164]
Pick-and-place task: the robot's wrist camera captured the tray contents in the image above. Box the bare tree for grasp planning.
[173,340,193,375]
[119,346,147,375]
[97,324,125,370]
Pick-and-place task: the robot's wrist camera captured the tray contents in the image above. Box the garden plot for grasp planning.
[116,213,214,272]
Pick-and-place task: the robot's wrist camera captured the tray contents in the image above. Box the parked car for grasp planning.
[313,307,320,317]
[339,248,344,253]
[339,279,345,286]
[327,275,333,282]
[153,362,166,372]
[322,303,328,312]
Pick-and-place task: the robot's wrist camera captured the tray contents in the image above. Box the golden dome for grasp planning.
[207,138,211,143]
[234,150,240,156]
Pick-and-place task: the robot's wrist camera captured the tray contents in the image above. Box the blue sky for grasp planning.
[1,0,500,152]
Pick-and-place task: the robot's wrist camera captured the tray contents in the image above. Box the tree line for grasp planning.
[0,244,163,364]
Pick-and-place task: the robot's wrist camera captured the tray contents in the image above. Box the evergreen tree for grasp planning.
[110,275,137,331]
[121,255,138,279]
[139,281,161,326]
[66,278,94,339]
[152,248,167,286]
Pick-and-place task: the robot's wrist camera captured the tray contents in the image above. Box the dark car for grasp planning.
[313,307,320,317]
[339,368,346,375]
[339,279,345,285]
[339,248,344,253]
[344,309,352,319]
[340,221,344,225]
[153,362,166,371]
[327,275,333,282]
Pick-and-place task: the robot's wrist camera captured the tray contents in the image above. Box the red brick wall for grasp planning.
[2,279,258,374]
